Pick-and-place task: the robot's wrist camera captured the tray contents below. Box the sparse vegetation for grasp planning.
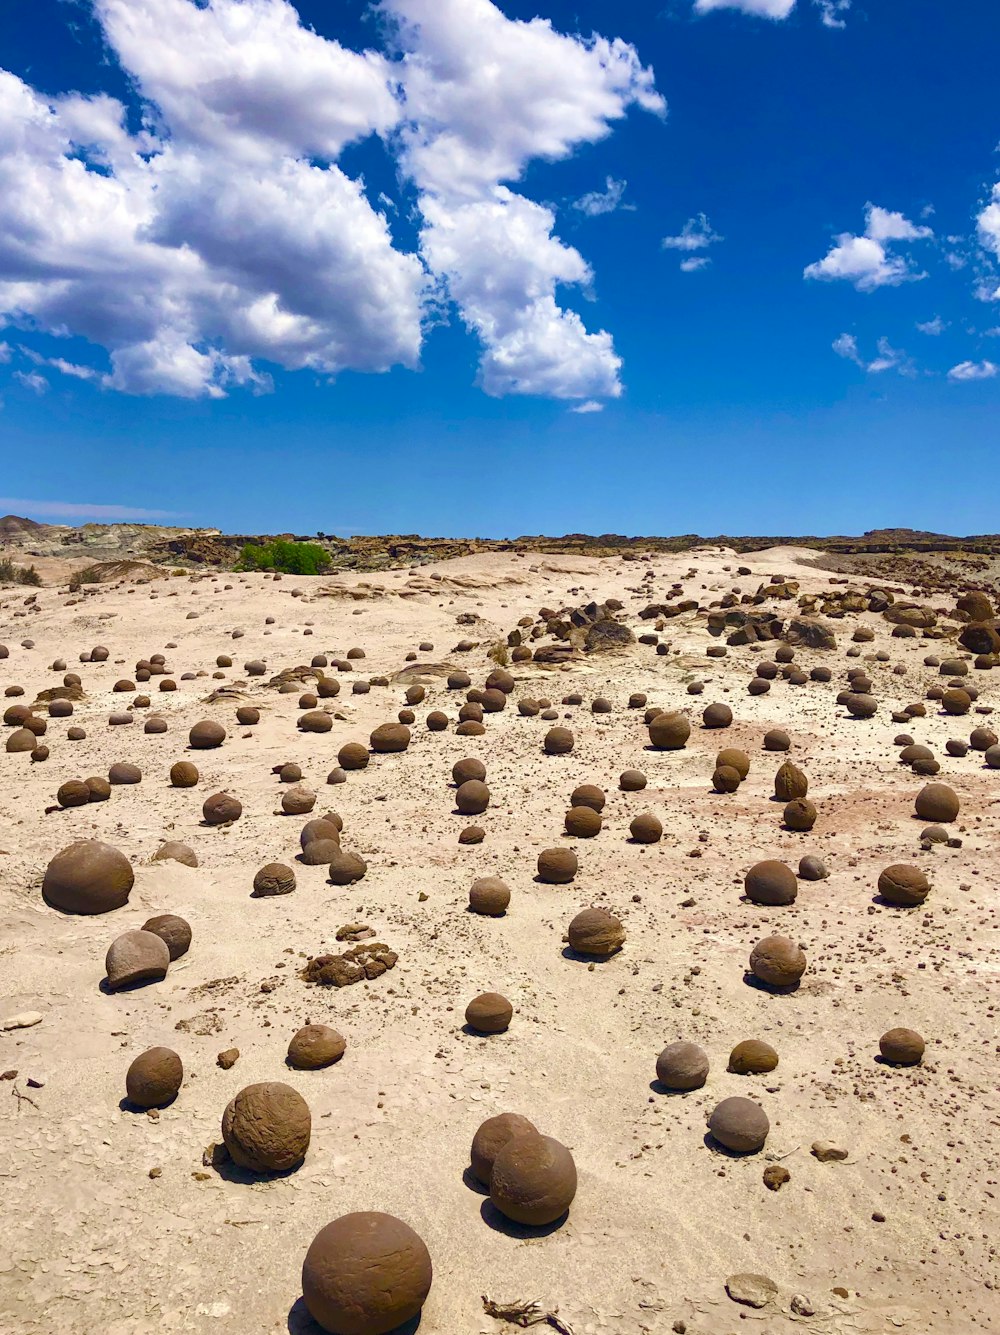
[238,539,332,576]
[0,558,42,586]
[488,641,510,667]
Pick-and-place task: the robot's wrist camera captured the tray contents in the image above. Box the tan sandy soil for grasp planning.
[0,547,997,1335]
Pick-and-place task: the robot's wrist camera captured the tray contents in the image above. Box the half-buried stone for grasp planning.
[744,860,797,906]
[877,864,930,906]
[253,863,296,896]
[465,993,513,1033]
[287,1025,346,1070]
[728,1040,778,1074]
[142,914,192,959]
[105,929,170,990]
[42,840,133,915]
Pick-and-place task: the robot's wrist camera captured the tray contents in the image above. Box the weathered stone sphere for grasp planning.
[544,726,574,755]
[85,776,111,802]
[126,1047,183,1109]
[282,786,317,816]
[456,779,490,815]
[728,1040,778,1074]
[970,726,998,751]
[537,847,577,883]
[481,688,506,713]
[717,747,751,779]
[568,907,624,957]
[299,710,333,733]
[105,929,170,990]
[744,860,797,906]
[571,784,605,812]
[459,825,485,845]
[170,760,199,788]
[302,813,343,843]
[469,877,510,916]
[564,805,601,837]
[747,676,770,696]
[189,719,226,749]
[338,742,369,770]
[202,792,242,825]
[426,710,448,731]
[222,1082,311,1173]
[648,712,690,750]
[151,841,198,869]
[798,854,828,880]
[327,849,367,885]
[57,779,91,808]
[619,768,647,791]
[749,935,806,988]
[465,992,513,1033]
[708,1097,769,1153]
[703,703,732,729]
[471,1113,538,1186]
[941,687,972,716]
[302,1212,432,1335]
[630,811,662,843]
[490,1134,577,1226]
[300,839,342,867]
[774,762,808,801]
[109,762,142,785]
[6,727,36,753]
[655,1041,709,1091]
[453,757,486,786]
[763,728,790,752]
[712,765,742,794]
[142,913,192,959]
[985,744,1000,769]
[253,863,296,896]
[877,864,930,906]
[43,840,134,915]
[287,1025,346,1070]
[370,722,410,753]
[914,783,959,823]
[783,798,817,831]
[879,1027,925,1065]
[144,716,168,735]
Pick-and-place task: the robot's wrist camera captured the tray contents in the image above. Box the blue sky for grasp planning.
[1,0,998,538]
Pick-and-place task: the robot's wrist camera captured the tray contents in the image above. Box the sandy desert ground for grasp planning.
[0,545,998,1335]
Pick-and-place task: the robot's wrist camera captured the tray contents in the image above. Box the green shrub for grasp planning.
[488,640,510,667]
[0,558,42,586]
[238,539,331,575]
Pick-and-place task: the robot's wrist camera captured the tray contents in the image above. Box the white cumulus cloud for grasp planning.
[0,0,660,405]
[694,0,796,18]
[804,203,933,291]
[573,177,630,218]
[814,0,850,28]
[833,332,914,375]
[948,359,997,381]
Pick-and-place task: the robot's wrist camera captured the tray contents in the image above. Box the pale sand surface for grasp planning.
[1,547,997,1335]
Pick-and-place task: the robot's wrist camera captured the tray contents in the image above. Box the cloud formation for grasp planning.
[947,359,997,382]
[694,0,796,18]
[0,0,662,405]
[804,203,933,291]
[663,214,722,271]
[573,177,630,218]
[833,332,914,375]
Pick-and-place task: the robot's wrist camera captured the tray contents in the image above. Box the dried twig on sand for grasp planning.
[482,1296,575,1333]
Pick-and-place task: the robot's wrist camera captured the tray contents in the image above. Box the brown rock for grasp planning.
[490,1133,577,1226]
[655,1041,709,1091]
[287,1024,346,1070]
[105,929,170,990]
[708,1097,769,1153]
[221,1081,311,1173]
[465,992,513,1033]
[471,1112,538,1185]
[302,1212,432,1335]
[126,1047,183,1109]
[42,840,134,915]
[568,907,625,957]
[141,913,192,960]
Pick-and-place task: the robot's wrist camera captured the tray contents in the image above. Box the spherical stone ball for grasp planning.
[152,841,198,869]
[300,839,342,867]
[448,671,472,690]
[749,935,806,988]
[126,1047,183,1109]
[282,786,317,816]
[144,716,168,736]
[845,693,878,719]
[302,1212,432,1335]
[620,769,647,791]
[6,728,36,753]
[879,1027,925,1065]
[985,744,1000,769]
[452,758,486,788]
[648,712,690,750]
[287,1024,346,1070]
[485,668,515,695]
[456,779,490,815]
[744,860,798,906]
[564,805,602,837]
[942,688,972,716]
[914,783,960,823]
[913,757,940,777]
[109,762,141,785]
[338,742,369,771]
[655,1041,709,1091]
[299,693,319,710]
[43,840,134,915]
[458,703,484,725]
[703,703,733,729]
[877,864,930,906]
[591,697,613,714]
[105,929,170,990]
[571,784,605,813]
[84,776,111,802]
[300,815,342,847]
[568,907,625,957]
[747,677,770,696]
[299,710,333,734]
[57,779,91,809]
[236,706,260,726]
[317,678,341,700]
[67,727,86,741]
[327,849,367,885]
[31,744,50,763]
[774,761,808,801]
[465,992,513,1034]
[798,854,829,880]
[469,877,510,916]
[170,760,199,788]
[404,685,426,707]
[141,913,192,960]
[245,660,267,676]
[716,748,751,780]
[784,798,817,832]
[811,666,833,682]
[712,765,742,794]
[222,1081,311,1173]
[481,688,506,714]
[518,698,539,717]
[370,722,410,754]
[3,703,31,726]
[189,720,226,749]
[459,825,485,845]
[544,726,574,756]
[253,863,296,896]
[202,792,242,825]
[970,726,998,751]
[426,710,448,731]
[630,811,663,843]
[537,847,577,884]
[763,729,791,753]
[48,698,73,719]
[900,744,934,767]
[278,763,303,784]
[708,1097,769,1153]
[490,1134,577,1227]
[471,1113,538,1186]
[728,1040,779,1074]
